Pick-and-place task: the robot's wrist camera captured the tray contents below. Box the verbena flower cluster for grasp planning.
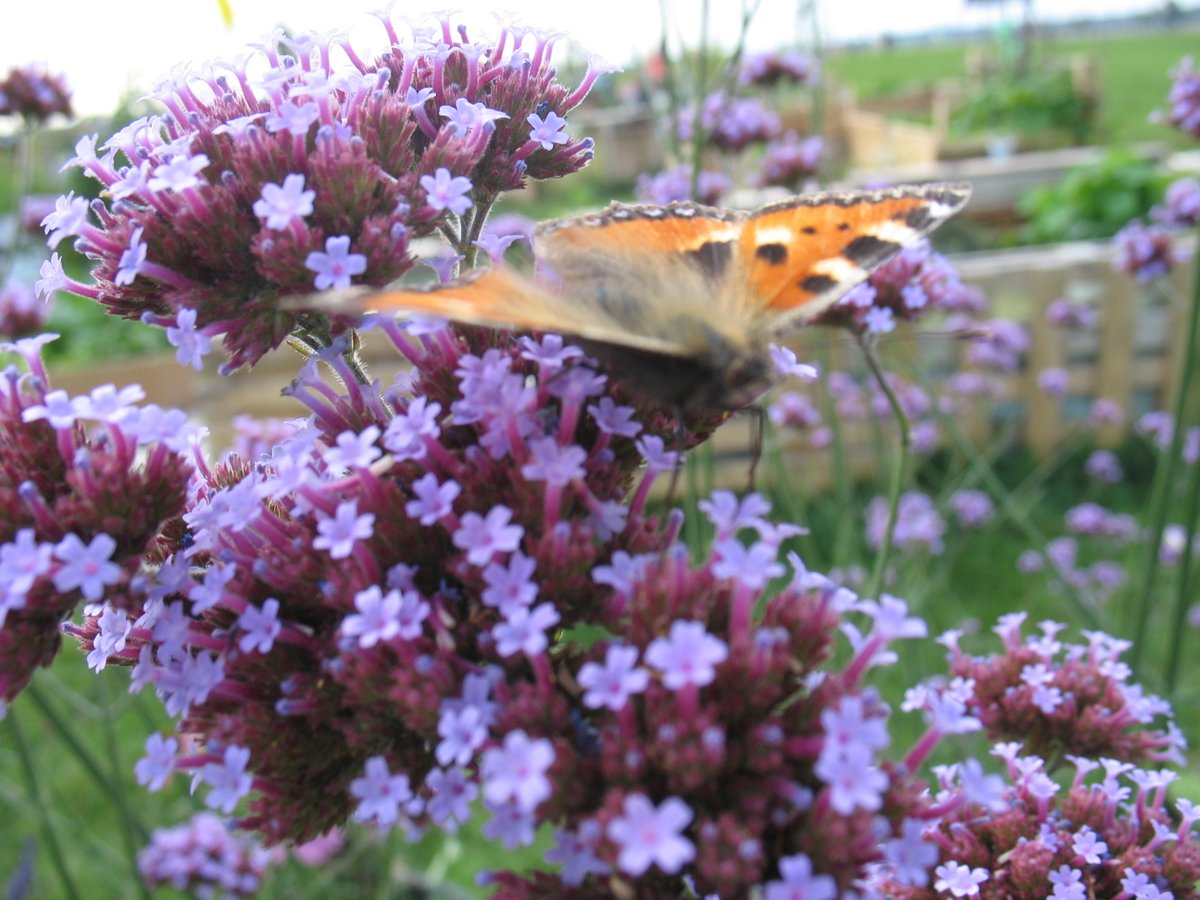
[37,12,605,371]
[877,615,1195,899]
[0,65,72,121]
[739,50,820,88]
[756,131,824,190]
[1162,55,1200,139]
[138,812,271,897]
[7,309,1196,895]
[634,165,733,205]
[0,335,193,707]
[0,281,47,339]
[638,44,824,202]
[815,237,986,335]
[6,319,931,895]
[1112,57,1200,282]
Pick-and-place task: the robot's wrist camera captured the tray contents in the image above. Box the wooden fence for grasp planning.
[48,236,1195,486]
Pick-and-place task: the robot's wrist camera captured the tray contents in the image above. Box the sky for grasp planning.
[2,0,1183,117]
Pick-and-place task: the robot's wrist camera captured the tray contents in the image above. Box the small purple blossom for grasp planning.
[452,505,522,566]
[526,110,569,150]
[645,620,728,689]
[420,167,473,216]
[607,793,695,877]
[577,644,649,710]
[52,533,122,601]
[312,500,375,559]
[305,235,367,291]
[480,730,555,813]
[253,173,315,230]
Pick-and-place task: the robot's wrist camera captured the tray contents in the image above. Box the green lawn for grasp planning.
[824,25,1200,147]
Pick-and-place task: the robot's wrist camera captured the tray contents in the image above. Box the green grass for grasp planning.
[824,25,1200,148]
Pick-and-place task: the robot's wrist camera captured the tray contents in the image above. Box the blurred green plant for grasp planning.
[950,67,1095,142]
[1017,148,1173,244]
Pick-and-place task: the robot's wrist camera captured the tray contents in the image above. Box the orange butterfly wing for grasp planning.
[739,183,972,324]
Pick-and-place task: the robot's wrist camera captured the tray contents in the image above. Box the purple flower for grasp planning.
[305,235,368,291]
[1153,177,1200,228]
[764,853,837,900]
[933,860,989,897]
[577,644,649,710]
[436,706,488,768]
[756,131,824,188]
[238,597,282,654]
[1113,220,1178,282]
[545,821,610,886]
[439,98,508,136]
[166,308,211,370]
[644,620,728,690]
[0,529,53,602]
[312,500,375,559]
[134,732,179,792]
[864,306,896,334]
[1073,825,1108,864]
[520,438,587,486]
[324,425,382,472]
[815,742,888,814]
[1038,367,1070,396]
[52,533,122,601]
[452,505,522,566]
[41,192,90,248]
[404,473,460,525]
[1085,449,1123,484]
[1163,56,1200,138]
[480,730,554,813]
[492,602,561,657]
[635,165,731,205]
[482,799,538,849]
[200,745,253,814]
[526,110,569,150]
[147,153,209,193]
[480,552,538,616]
[253,173,315,230]
[115,227,147,286]
[607,793,695,876]
[343,586,404,648]
[420,167,474,216]
[881,818,939,887]
[425,766,477,831]
[712,539,785,590]
[350,756,414,829]
[949,489,995,528]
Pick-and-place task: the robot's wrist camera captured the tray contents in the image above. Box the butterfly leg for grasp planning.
[660,412,689,510]
[745,404,765,492]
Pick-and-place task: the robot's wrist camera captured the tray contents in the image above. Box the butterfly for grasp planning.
[321,183,970,416]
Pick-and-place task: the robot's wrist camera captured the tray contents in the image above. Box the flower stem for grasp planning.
[1160,233,1200,692]
[1131,237,1200,677]
[7,705,82,900]
[859,334,909,600]
[95,673,155,898]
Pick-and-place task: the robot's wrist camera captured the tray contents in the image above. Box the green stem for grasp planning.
[859,335,910,600]
[1,122,36,284]
[1160,233,1200,690]
[25,681,140,819]
[814,342,854,568]
[1164,424,1200,693]
[687,0,711,201]
[94,674,153,899]
[1131,242,1200,675]
[7,707,81,900]
[938,402,1101,630]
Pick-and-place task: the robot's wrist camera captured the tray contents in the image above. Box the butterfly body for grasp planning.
[322,183,971,415]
